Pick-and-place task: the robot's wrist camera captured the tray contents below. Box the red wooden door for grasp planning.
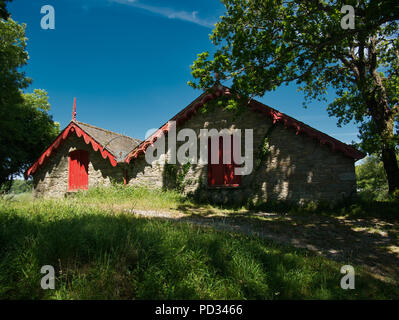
[208,136,224,186]
[225,136,241,186]
[68,150,89,191]
[208,136,241,187]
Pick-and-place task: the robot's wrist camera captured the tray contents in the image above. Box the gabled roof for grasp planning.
[125,86,365,163]
[25,121,141,178]
[76,121,141,161]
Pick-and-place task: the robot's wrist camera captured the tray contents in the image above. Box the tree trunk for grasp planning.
[381,146,399,194]
[365,39,399,194]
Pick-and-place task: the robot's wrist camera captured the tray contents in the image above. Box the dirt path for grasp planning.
[126,208,399,284]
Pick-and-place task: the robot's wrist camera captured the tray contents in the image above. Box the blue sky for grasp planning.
[8,0,359,143]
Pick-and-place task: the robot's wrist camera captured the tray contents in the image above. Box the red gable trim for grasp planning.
[125,86,365,163]
[248,99,366,160]
[125,90,218,163]
[25,122,117,178]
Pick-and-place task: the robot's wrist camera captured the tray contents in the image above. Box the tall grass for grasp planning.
[4,183,399,221]
[73,185,191,212]
[0,197,398,300]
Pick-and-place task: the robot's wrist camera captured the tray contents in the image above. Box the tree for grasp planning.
[0,179,32,194]
[356,156,389,199]
[0,0,12,20]
[0,89,60,189]
[0,18,60,189]
[189,0,399,193]
[0,18,29,110]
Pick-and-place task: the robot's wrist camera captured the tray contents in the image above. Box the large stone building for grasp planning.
[26,86,365,204]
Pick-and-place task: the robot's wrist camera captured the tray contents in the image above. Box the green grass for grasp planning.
[245,197,399,222]
[74,184,193,211]
[0,194,398,300]
[20,184,399,221]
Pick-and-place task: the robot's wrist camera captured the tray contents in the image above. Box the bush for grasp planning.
[355,155,399,201]
[0,179,32,195]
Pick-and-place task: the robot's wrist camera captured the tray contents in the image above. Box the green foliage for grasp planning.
[178,162,192,191]
[199,93,246,120]
[250,125,275,181]
[0,197,398,299]
[189,0,399,190]
[0,179,32,196]
[0,0,11,20]
[0,89,60,187]
[0,19,60,187]
[260,137,270,158]
[10,179,32,194]
[0,18,30,106]
[356,155,399,201]
[163,162,192,192]
[356,156,389,200]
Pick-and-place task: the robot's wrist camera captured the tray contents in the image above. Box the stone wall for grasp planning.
[33,135,124,197]
[126,102,357,204]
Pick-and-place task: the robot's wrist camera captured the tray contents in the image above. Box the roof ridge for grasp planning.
[125,86,365,163]
[249,100,358,150]
[222,85,362,152]
[26,122,118,178]
[76,121,141,143]
[129,91,210,151]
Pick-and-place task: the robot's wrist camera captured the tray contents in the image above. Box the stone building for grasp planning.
[25,100,141,197]
[26,87,365,203]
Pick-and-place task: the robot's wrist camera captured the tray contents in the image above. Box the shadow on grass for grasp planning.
[174,203,399,284]
[0,202,398,300]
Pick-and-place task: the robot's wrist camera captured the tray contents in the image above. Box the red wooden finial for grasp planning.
[72,97,77,121]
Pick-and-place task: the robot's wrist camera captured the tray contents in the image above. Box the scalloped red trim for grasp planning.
[125,87,365,163]
[25,122,117,178]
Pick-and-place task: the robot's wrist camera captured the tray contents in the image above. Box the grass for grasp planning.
[6,183,399,220]
[76,184,196,211]
[244,196,399,222]
[0,190,398,300]
[73,185,227,215]
[73,185,399,221]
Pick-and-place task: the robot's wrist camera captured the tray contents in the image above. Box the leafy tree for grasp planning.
[0,179,33,194]
[0,89,60,189]
[189,0,399,193]
[0,0,12,20]
[356,154,399,200]
[0,18,60,189]
[356,156,388,199]
[0,18,29,109]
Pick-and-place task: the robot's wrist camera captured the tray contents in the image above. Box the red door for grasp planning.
[68,150,89,191]
[208,136,241,187]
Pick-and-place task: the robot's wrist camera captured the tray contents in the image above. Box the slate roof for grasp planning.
[75,121,141,162]
[25,120,142,178]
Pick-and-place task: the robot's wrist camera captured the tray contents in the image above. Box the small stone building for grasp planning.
[26,119,140,198]
[26,86,365,203]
